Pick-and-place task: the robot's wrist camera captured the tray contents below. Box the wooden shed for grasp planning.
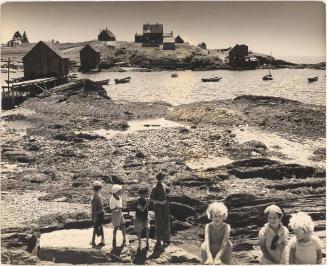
[98,28,116,41]
[22,41,69,80]
[80,44,100,72]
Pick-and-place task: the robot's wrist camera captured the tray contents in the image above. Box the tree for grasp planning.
[13,31,22,39]
[22,31,29,43]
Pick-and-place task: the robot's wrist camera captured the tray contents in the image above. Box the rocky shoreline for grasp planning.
[1,80,326,264]
[1,41,325,72]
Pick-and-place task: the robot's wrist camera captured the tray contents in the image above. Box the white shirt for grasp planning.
[110,195,122,210]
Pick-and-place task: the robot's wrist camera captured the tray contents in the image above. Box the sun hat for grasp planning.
[112,184,122,194]
[93,180,103,188]
[264,204,283,215]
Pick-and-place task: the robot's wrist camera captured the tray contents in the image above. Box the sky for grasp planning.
[1,1,326,57]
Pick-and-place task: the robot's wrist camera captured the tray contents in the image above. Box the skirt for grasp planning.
[112,210,125,228]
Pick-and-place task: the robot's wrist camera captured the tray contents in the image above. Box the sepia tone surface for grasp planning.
[1,1,326,265]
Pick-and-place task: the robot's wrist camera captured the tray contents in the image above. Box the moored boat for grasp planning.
[263,74,273,81]
[308,76,318,82]
[171,73,178,78]
[201,77,222,82]
[114,77,131,84]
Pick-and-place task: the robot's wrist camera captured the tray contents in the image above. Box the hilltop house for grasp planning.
[98,28,116,41]
[197,42,207,49]
[163,36,175,50]
[134,22,163,47]
[23,41,69,80]
[80,44,100,72]
[229,44,258,69]
[175,35,184,44]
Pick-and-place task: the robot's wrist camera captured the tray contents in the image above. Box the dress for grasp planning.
[201,223,233,264]
[91,193,104,236]
[150,182,170,243]
[110,195,125,227]
[259,223,289,264]
[289,235,322,264]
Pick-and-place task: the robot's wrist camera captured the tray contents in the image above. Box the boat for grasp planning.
[263,74,273,81]
[114,77,131,84]
[95,79,110,85]
[201,77,222,82]
[308,76,318,82]
[263,52,273,81]
[171,73,178,78]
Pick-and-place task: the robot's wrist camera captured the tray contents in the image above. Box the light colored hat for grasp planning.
[93,180,102,188]
[264,204,283,215]
[112,184,122,194]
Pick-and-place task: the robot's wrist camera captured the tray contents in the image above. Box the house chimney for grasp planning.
[171,30,173,35]
[106,27,108,30]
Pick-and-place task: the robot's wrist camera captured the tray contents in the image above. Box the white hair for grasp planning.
[289,212,315,232]
[207,202,228,220]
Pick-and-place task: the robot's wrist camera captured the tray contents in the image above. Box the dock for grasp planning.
[1,77,60,110]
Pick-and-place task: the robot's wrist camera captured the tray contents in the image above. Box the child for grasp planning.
[201,202,232,265]
[90,180,105,246]
[134,187,150,251]
[259,204,289,264]
[288,212,323,264]
[150,172,171,248]
[110,184,128,247]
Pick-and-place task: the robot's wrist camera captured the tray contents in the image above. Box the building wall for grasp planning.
[23,43,68,80]
[142,34,163,47]
[163,42,175,50]
[80,46,100,71]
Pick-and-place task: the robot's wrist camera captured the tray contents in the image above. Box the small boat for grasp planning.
[95,79,110,85]
[114,77,131,84]
[263,74,273,81]
[262,52,273,81]
[308,76,318,82]
[171,73,178,78]
[201,77,222,82]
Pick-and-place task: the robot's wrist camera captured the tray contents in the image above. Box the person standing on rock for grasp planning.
[259,205,289,264]
[90,180,105,247]
[150,172,171,248]
[110,184,129,247]
[134,187,150,251]
[201,202,232,265]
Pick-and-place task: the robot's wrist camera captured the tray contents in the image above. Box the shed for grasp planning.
[163,36,176,50]
[135,33,143,43]
[197,42,207,49]
[98,27,116,41]
[175,35,184,44]
[80,44,100,72]
[22,41,69,80]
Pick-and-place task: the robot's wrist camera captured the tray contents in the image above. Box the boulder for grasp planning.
[169,202,196,221]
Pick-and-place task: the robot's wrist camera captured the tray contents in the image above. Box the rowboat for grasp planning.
[308,76,318,82]
[95,79,110,85]
[263,74,273,81]
[171,73,178,78]
[114,77,131,84]
[201,77,222,82]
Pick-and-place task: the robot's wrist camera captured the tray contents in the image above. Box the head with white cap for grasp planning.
[93,180,103,192]
[112,184,123,195]
[264,204,283,229]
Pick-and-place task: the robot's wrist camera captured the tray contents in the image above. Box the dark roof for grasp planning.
[99,28,115,38]
[23,41,68,60]
[80,44,100,53]
[143,23,163,34]
[175,35,184,42]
